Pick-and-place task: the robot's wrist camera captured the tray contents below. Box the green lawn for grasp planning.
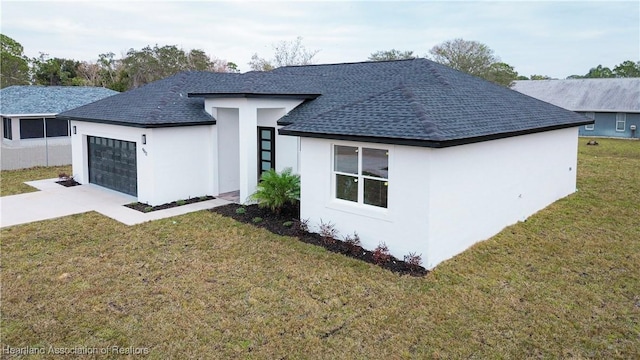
[1,138,638,358]
[0,165,71,196]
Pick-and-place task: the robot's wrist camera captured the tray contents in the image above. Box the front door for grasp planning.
[257,127,275,180]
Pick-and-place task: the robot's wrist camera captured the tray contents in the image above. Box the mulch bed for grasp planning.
[211,202,428,277]
[56,178,81,187]
[126,196,215,213]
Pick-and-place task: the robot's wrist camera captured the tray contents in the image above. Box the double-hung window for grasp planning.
[334,145,388,208]
[616,113,626,132]
[584,112,595,130]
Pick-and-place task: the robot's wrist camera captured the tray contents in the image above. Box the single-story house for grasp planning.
[512,78,640,139]
[58,59,591,269]
[0,86,118,170]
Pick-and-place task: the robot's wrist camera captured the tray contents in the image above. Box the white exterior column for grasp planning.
[238,102,258,203]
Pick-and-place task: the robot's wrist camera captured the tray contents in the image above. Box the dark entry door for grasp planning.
[257,127,275,180]
[88,136,137,196]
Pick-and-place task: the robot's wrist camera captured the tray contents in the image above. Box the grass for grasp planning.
[0,165,71,197]
[1,138,639,358]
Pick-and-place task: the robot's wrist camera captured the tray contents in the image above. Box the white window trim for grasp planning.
[329,142,392,219]
[616,113,626,132]
[584,112,595,130]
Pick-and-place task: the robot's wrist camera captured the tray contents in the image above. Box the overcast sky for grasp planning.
[1,0,638,78]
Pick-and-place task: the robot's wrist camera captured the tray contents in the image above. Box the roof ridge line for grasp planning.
[422,60,451,87]
[399,83,444,138]
[280,57,423,69]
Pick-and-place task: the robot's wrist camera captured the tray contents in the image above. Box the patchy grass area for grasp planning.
[1,138,638,358]
[0,165,71,196]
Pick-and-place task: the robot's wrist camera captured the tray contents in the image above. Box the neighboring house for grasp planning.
[512,78,640,139]
[0,86,118,170]
[58,59,591,269]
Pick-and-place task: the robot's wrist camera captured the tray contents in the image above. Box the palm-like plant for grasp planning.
[249,168,300,214]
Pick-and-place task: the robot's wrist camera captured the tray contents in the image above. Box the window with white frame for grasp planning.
[584,112,595,130]
[616,113,626,132]
[333,145,388,208]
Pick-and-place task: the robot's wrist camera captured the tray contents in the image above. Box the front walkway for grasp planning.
[0,178,231,228]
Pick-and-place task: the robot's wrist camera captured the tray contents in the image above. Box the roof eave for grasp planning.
[279,121,592,149]
[571,109,640,113]
[58,116,216,128]
[187,92,321,100]
[0,113,58,118]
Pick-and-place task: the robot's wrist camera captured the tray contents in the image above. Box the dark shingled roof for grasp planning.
[58,72,218,127]
[273,59,592,147]
[58,59,592,146]
[0,86,118,116]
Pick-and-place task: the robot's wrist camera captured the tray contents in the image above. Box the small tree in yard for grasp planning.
[249,168,300,214]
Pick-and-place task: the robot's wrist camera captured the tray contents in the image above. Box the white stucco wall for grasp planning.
[426,127,579,268]
[299,127,579,269]
[70,121,214,206]
[299,138,431,262]
[147,126,214,205]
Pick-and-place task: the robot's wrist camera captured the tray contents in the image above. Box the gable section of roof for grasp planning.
[0,86,118,116]
[512,78,640,113]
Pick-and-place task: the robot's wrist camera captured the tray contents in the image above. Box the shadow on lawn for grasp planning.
[211,202,428,277]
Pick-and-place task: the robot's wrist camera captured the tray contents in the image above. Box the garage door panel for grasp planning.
[88,136,137,196]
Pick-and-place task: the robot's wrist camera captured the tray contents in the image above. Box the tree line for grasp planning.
[2,33,638,91]
[1,34,238,91]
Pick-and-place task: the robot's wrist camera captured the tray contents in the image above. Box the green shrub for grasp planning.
[249,168,300,214]
[235,207,247,214]
[283,221,293,227]
[176,200,186,206]
[252,217,263,223]
[143,207,153,213]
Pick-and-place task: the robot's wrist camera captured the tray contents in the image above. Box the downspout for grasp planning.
[44,117,49,166]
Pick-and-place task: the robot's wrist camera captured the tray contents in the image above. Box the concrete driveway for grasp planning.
[0,178,230,228]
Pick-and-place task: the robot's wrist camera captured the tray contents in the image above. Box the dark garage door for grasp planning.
[88,136,137,196]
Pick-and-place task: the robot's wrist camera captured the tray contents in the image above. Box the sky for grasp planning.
[1,0,638,79]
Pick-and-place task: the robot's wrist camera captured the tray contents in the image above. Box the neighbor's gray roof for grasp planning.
[58,59,592,147]
[512,78,640,113]
[0,86,118,116]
